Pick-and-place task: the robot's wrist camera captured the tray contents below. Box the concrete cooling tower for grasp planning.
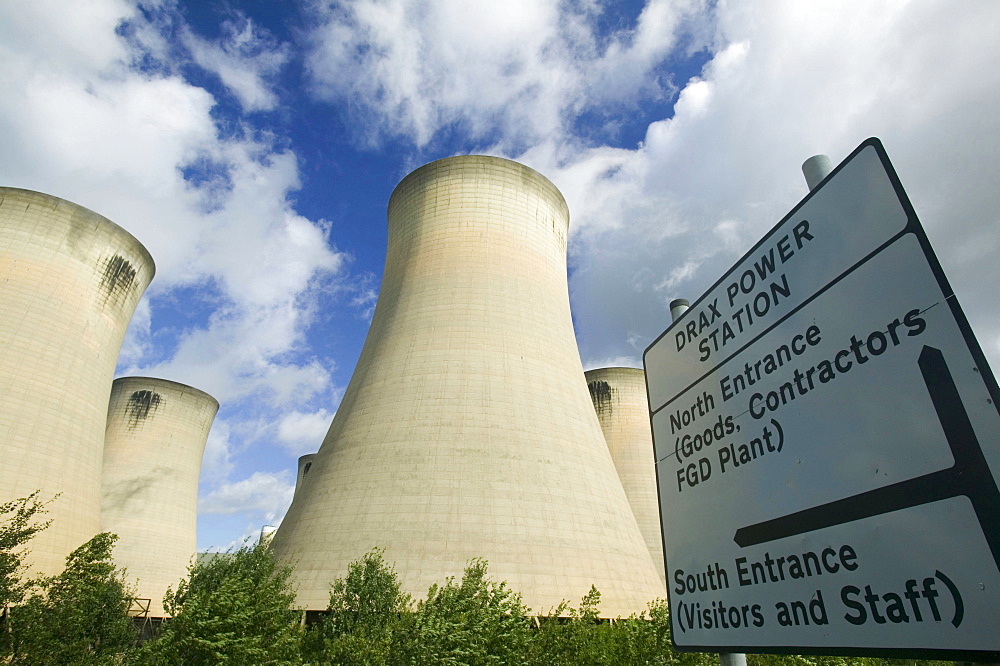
[101,377,218,617]
[272,156,663,616]
[585,367,666,589]
[294,453,316,498]
[0,188,153,577]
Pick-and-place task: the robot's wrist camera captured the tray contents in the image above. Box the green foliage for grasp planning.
[394,558,531,666]
[0,529,967,666]
[7,532,136,666]
[527,593,717,666]
[527,586,605,666]
[327,548,412,636]
[303,548,411,665]
[134,540,300,665]
[592,599,716,666]
[0,491,51,609]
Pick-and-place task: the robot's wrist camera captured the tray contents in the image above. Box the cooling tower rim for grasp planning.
[585,366,647,387]
[112,375,220,410]
[585,366,645,375]
[298,453,317,463]
[0,186,156,280]
[387,154,569,222]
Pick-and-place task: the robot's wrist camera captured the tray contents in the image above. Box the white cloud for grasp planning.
[199,471,294,523]
[301,0,1000,378]
[134,305,334,406]
[521,1,1000,370]
[201,419,235,483]
[276,409,334,456]
[585,0,707,107]
[183,13,290,112]
[119,296,153,367]
[304,0,706,150]
[0,0,349,409]
[0,0,135,77]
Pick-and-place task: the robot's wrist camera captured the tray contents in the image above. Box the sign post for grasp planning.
[644,138,1000,660]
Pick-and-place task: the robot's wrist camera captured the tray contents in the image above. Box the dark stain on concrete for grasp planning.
[126,390,161,427]
[101,254,137,301]
[588,380,615,415]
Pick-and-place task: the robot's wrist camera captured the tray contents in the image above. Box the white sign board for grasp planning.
[644,139,1000,660]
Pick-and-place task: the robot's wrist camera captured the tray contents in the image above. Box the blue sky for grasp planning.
[2,0,999,550]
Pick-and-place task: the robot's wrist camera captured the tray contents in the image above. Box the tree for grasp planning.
[8,532,136,666]
[395,558,531,666]
[303,548,411,666]
[579,598,715,666]
[135,540,300,665]
[527,593,685,666]
[0,491,51,609]
[304,548,411,665]
[527,586,605,666]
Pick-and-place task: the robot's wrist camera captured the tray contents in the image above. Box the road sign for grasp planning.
[644,138,1000,660]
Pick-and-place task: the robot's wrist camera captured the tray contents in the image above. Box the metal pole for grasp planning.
[802,155,832,191]
[669,298,748,666]
[720,653,748,666]
[669,298,690,322]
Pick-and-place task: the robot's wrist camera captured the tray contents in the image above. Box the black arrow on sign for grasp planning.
[734,345,1000,573]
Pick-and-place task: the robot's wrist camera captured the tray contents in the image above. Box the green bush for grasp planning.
[134,540,300,665]
[304,548,411,665]
[394,558,531,666]
[527,586,601,665]
[7,532,136,666]
[0,491,51,610]
[0,521,968,666]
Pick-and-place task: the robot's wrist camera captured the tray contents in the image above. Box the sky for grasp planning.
[1,0,999,551]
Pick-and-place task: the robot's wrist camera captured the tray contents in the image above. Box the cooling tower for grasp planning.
[101,377,217,616]
[0,188,154,577]
[585,367,666,589]
[272,156,663,616]
[294,454,316,498]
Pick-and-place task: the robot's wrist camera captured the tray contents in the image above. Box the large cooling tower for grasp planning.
[272,156,662,616]
[0,188,154,577]
[101,377,218,617]
[585,367,666,588]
